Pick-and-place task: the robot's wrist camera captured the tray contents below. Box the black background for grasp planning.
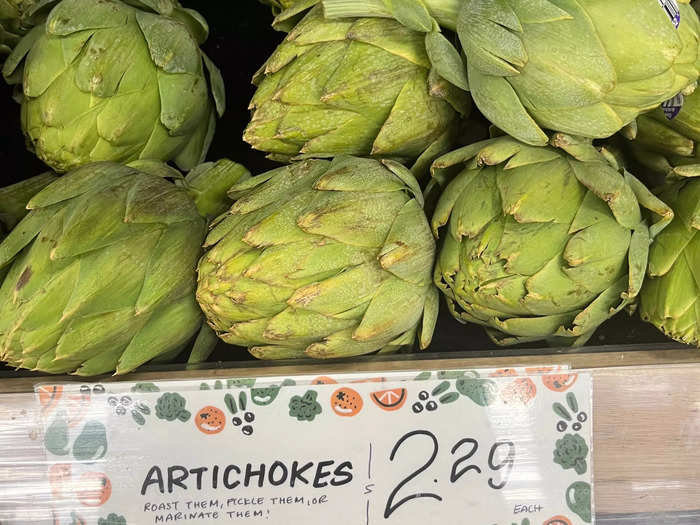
[0,2,673,372]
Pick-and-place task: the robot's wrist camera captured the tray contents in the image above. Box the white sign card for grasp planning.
[37,367,593,525]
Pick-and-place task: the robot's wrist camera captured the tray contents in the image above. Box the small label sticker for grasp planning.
[662,93,684,120]
[659,0,681,28]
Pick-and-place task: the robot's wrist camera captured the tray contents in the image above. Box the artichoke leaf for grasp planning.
[379,198,435,284]
[174,107,216,171]
[0,207,56,268]
[418,285,439,349]
[468,66,548,146]
[135,10,200,74]
[390,0,434,32]
[457,0,525,77]
[249,346,309,360]
[2,23,42,80]
[425,30,467,90]
[47,0,129,36]
[264,308,358,345]
[202,51,225,116]
[318,156,410,193]
[116,296,202,375]
[625,172,674,239]
[288,261,385,315]
[305,327,389,358]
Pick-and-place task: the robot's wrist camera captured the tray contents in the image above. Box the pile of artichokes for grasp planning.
[0,0,699,376]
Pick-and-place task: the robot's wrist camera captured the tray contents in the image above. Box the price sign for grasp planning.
[37,367,593,525]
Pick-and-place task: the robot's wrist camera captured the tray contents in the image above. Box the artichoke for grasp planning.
[322,0,700,146]
[621,87,700,180]
[431,135,673,346]
[197,156,439,360]
[244,6,470,168]
[640,179,700,346]
[0,159,249,375]
[2,0,225,173]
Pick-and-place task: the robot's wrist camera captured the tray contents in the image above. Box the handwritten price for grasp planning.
[383,430,516,519]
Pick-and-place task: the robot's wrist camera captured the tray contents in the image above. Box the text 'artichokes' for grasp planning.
[2,0,225,173]
[622,87,700,180]
[244,6,469,166]
[640,179,700,346]
[431,135,673,346]
[197,156,439,360]
[323,0,700,146]
[0,159,249,375]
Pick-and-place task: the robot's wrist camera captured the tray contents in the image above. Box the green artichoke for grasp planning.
[621,87,700,180]
[322,0,700,146]
[431,135,673,346]
[244,6,470,168]
[2,0,225,173]
[0,159,249,375]
[197,156,439,360]
[640,179,700,346]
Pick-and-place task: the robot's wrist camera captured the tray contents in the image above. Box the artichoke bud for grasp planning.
[0,160,245,376]
[452,0,700,145]
[244,6,470,171]
[640,178,700,346]
[196,156,439,360]
[2,0,226,173]
[431,135,674,347]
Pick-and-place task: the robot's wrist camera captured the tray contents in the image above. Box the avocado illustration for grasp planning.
[455,372,498,406]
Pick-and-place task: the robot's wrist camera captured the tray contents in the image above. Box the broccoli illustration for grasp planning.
[553,433,589,475]
[155,393,191,422]
[289,390,322,422]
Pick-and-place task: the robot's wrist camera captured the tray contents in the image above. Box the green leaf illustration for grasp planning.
[44,412,70,456]
[73,421,108,462]
[567,481,592,523]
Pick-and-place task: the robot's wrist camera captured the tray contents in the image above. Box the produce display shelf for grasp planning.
[1,345,699,523]
[2,2,700,523]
